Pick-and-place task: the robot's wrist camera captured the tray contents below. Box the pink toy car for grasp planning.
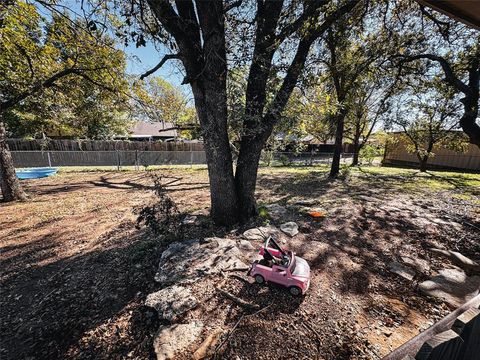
[248,236,311,296]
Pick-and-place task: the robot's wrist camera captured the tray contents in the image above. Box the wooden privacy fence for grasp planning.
[6,138,204,152]
[383,136,480,171]
[384,294,480,360]
[11,150,207,168]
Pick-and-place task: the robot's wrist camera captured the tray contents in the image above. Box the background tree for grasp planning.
[313,5,392,177]
[298,84,337,144]
[387,0,480,148]
[344,74,393,166]
[132,76,198,139]
[388,82,467,172]
[0,1,128,201]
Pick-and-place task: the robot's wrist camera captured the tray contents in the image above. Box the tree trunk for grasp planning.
[419,157,428,172]
[190,76,238,226]
[0,117,26,202]
[351,142,360,166]
[171,1,239,226]
[234,136,266,221]
[330,110,348,177]
[460,94,480,148]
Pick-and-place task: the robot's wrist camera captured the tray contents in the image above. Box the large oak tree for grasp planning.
[111,0,363,225]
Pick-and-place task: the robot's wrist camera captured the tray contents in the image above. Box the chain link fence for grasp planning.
[260,151,354,166]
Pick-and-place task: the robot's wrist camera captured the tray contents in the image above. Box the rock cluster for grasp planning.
[154,238,248,285]
[146,237,254,359]
[153,322,204,360]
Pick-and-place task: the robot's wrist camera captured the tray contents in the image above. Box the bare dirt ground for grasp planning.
[1,166,479,360]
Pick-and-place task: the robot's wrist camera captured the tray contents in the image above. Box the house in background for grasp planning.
[383,132,480,171]
[122,121,178,141]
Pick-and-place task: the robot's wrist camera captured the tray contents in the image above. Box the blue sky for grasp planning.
[123,42,185,88]
[36,0,188,92]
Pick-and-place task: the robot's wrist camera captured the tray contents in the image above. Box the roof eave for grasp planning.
[416,0,480,30]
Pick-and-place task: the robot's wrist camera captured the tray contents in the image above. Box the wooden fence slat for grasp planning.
[452,308,480,336]
[6,139,205,152]
[452,309,480,360]
[415,330,464,360]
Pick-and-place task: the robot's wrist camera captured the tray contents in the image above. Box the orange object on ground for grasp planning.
[308,211,327,218]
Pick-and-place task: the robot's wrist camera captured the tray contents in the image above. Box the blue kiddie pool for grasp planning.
[15,167,59,180]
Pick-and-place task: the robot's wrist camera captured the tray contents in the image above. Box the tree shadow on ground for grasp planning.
[259,166,480,313]
[0,224,162,360]
[90,174,209,193]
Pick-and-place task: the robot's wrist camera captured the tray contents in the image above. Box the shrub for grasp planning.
[359,144,383,165]
[279,154,292,166]
[135,175,182,239]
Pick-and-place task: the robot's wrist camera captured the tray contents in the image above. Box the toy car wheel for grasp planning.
[254,275,265,284]
[289,286,302,296]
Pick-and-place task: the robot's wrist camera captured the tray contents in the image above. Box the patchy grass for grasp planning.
[58,165,208,173]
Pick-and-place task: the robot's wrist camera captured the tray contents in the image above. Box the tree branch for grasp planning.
[224,0,243,13]
[139,54,181,80]
[1,68,77,111]
[398,54,470,95]
[263,0,361,128]
[275,0,330,43]
[0,66,111,112]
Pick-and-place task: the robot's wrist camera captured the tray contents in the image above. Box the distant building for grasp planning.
[124,121,178,141]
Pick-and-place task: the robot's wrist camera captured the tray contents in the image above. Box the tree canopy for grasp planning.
[1,1,130,138]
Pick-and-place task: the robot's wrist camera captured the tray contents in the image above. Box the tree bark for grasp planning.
[330,116,344,177]
[419,156,428,172]
[234,142,262,221]
[191,2,238,226]
[352,143,360,166]
[194,88,238,225]
[330,107,348,177]
[459,93,480,148]
[0,116,26,202]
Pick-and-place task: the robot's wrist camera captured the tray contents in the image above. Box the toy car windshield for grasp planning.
[260,236,290,267]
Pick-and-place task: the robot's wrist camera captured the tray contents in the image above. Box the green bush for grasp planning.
[359,144,383,165]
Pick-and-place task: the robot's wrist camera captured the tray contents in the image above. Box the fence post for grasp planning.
[116,150,120,171]
[190,143,193,168]
[47,151,52,168]
[135,150,139,171]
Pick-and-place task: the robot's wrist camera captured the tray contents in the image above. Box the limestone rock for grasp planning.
[291,198,317,207]
[242,226,278,240]
[388,261,416,281]
[155,238,248,285]
[239,240,255,251]
[280,222,299,237]
[265,203,288,221]
[400,256,431,274]
[418,268,480,307]
[153,322,204,360]
[145,285,197,321]
[430,248,480,275]
[182,215,198,225]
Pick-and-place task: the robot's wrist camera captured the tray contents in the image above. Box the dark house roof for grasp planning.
[417,0,480,29]
[128,121,178,139]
